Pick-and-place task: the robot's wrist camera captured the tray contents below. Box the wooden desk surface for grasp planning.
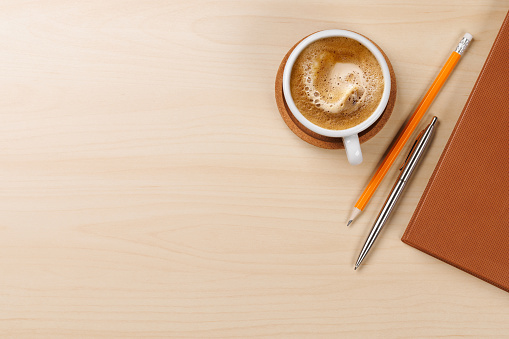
[1,1,508,337]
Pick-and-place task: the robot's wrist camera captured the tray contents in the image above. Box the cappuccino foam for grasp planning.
[290,37,384,130]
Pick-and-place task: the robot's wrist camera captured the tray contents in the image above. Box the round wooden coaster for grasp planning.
[275,32,397,149]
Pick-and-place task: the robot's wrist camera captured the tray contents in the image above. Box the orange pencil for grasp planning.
[347,33,473,226]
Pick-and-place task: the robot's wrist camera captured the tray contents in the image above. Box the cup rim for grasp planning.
[282,29,391,138]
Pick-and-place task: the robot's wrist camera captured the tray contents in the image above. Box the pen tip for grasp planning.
[354,265,358,270]
[347,220,353,227]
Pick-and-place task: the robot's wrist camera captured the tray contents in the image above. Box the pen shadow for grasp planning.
[351,120,439,269]
[349,32,461,268]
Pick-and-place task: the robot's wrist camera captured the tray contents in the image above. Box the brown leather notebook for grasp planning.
[401,11,509,293]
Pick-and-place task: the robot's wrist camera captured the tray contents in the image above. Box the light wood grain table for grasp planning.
[1,1,509,337]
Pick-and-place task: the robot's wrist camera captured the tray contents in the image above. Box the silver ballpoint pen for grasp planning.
[354,116,438,270]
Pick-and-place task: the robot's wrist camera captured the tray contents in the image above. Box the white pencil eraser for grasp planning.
[464,33,473,41]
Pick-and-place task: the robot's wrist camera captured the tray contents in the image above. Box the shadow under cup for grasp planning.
[276,30,397,165]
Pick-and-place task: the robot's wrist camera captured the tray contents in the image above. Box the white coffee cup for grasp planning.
[282,30,391,165]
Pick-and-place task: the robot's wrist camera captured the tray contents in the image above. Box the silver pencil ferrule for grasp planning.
[455,36,471,55]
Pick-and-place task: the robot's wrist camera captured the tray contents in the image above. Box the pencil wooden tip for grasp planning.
[347,207,361,226]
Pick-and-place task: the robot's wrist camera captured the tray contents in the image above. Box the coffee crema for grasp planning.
[290,37,384,130]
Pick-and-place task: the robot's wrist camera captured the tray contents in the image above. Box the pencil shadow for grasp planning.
[355,35,462,200]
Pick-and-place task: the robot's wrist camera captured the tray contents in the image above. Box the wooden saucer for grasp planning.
[275,32,397,149]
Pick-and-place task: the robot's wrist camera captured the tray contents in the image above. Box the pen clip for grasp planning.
[400,129,425,171]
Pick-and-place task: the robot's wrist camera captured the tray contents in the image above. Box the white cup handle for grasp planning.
[343,134,363,165]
